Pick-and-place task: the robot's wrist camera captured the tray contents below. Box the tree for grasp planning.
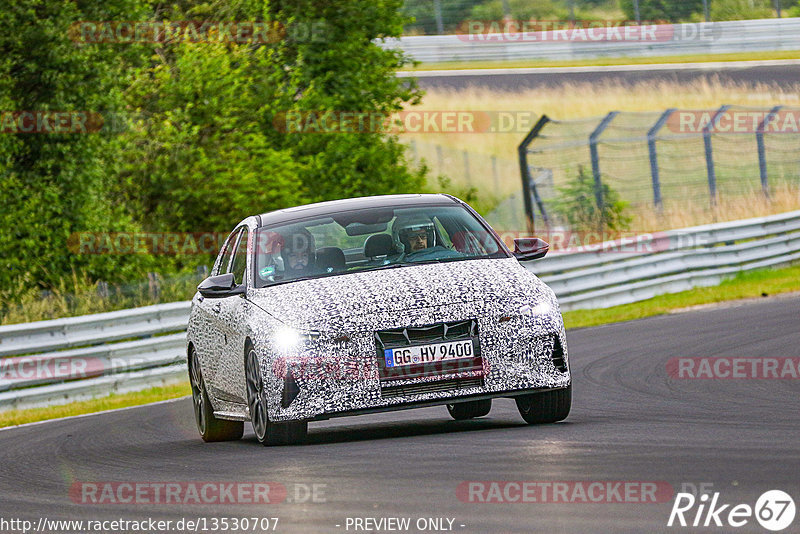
[619,0,704,21]
[262,0,427,202]
[0,0,154,305]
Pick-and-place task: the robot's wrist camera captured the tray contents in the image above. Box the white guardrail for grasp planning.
[383,18,800,63]
[0,210,798,410]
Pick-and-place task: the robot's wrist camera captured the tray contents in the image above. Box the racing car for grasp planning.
[187,194,571,445]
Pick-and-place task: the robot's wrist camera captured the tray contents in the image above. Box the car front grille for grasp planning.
[380,377,485,398]
[374,319,484,386]
[374,319,477,348]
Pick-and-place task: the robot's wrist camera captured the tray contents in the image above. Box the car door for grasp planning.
[212,226,252,404]
[192,229,238,396]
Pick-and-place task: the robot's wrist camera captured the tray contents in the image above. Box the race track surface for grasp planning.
[1,295,799,533]
[411,63,800,90]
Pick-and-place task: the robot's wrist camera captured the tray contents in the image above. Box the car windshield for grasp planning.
[253,204,507,287]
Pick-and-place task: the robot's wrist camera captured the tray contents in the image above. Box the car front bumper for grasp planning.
[261,310,571,423]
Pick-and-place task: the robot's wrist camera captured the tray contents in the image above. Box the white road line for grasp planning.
[0,395,190,432]
[398,58,800,77]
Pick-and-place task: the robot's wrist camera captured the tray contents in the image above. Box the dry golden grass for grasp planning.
[632,183,800,232]
[402,78,800,230]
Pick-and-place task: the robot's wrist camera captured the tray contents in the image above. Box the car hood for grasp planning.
[248,257,551,331]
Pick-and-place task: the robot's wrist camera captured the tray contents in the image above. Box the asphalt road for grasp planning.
[1,295,799,533]
[410,63,800,91]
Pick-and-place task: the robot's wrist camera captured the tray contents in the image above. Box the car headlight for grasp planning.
[519,301,551,317]
[274,326,321,351]
[500,300,552,323]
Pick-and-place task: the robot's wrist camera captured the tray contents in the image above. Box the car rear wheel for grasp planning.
[515,385,571,424]
[446,399,492,420]
[245,345,307,446]
[189,346,243,442]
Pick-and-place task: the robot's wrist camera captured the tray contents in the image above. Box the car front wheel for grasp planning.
[515,385,571,424]
[189,346,243,442]
[245,344,307,446]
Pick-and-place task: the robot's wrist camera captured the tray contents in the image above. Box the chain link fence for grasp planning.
[519,106,800,228]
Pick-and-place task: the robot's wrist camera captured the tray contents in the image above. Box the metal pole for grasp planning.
[633,0,641,24]
[518,115,551,232]
[567,0,575,24]
[647,108,676,210]
[703,105,730,206]
[775,0,782,18]
[703,0,710,22]
[589,112,619,217]
[434,0,444,34]
[501,0,511,19]
[756,105,782,199]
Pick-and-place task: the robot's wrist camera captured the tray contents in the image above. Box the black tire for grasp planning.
[515,385,571,424]
[446,399,492,420]
[245,344,307,446]
[189,346,244,442]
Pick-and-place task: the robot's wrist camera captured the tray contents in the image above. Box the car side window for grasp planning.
[230,228,249,286]
[214,230,239,276]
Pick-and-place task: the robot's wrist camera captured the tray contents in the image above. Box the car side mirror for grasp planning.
[198,273,246,298]
[513,237,549,261]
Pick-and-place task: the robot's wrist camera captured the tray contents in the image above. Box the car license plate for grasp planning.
[384,339,474,368]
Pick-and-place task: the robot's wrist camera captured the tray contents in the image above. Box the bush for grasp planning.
[710,0,773,20]
[470,0,565,21]
[619,0,704,21]
[550,166,632,233]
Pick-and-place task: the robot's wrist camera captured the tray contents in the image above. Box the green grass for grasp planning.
[0,381,190,429]
[402,50,800,71]
[563,264,800,329]
[1,264,798,428]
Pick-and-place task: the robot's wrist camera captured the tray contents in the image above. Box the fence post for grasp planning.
[589,111,619,216]
[703,105,730,205]
[433,0,444,33]
[147,272,160,302]
[756,105,782,200]
[647,108,675,210]
[96,281,109,299]
[518,115,551,232]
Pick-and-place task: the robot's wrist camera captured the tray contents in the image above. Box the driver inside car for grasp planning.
[394,215,435,254]
[277,228,320,279]
[392,214,462,263]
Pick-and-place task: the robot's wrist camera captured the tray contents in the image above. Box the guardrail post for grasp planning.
[756,105,782,200]
[647,108,675,210]
[589,112,618,216]
[703,105,730,206]
[518,115,551,232]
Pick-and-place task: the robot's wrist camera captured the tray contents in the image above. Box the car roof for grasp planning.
[253,194,461,227]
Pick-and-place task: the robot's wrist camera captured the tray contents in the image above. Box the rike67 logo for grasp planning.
[668,489,796,531]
